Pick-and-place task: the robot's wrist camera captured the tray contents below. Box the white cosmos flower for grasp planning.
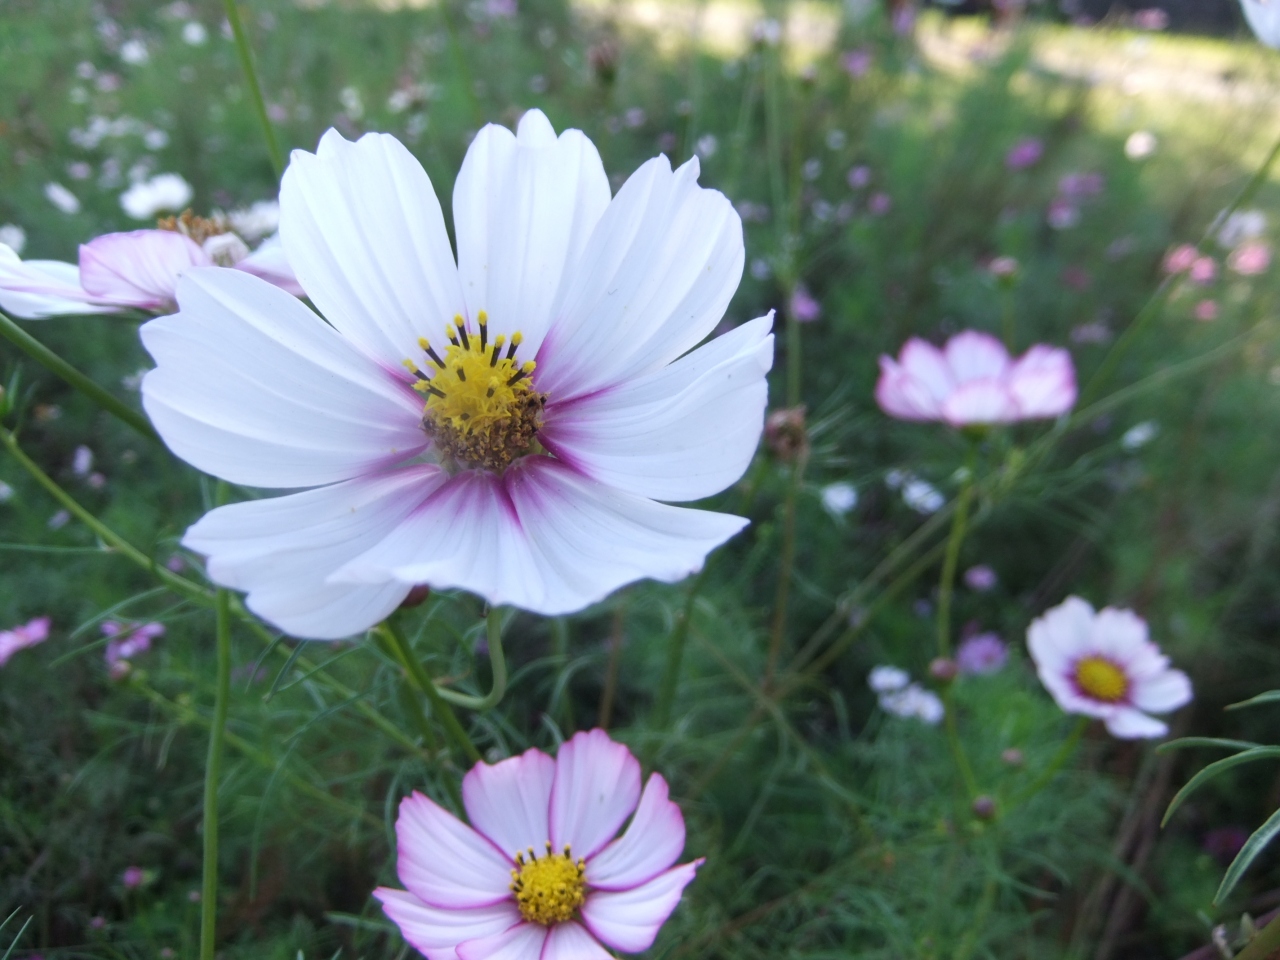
[1027,596,1192,739]
[140,110,773,640]
[1241,0,1280,48]
[121,173,193,220]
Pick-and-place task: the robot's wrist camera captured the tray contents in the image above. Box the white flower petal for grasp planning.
[541,315,773,501]
[1131,668,1193,714]
[374,888,522,960]
[944,331,1010,383]
[541,922,612,960]
[586,773,685,891]
[535,155,744,401]
[0,247,116,318]
[235,233,306,297]
[182,465,444,640]
[395,791,515,909]
[549,728,642,860]
[141,268,426,488]
[580,861,702,953]
[454,110,610,358]
[280,129,466,369]
[462,747,556,857]
[940,379,1016,426]
[1104,708,1168,739]
[456,921,547,960]
[334,458,748,617]
[79,230,208,307]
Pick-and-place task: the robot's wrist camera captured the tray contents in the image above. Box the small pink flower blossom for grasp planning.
[987,256,1018,279]
[963,564,998,591]
[788,285,821,323]
[0,616,51,666]
[1194,299,1219,322]
[956,632,1008,676]
[1163,244,1198,274]
[1229,240,1272,276]
[876,331,1077,427]
[1188,257,1217,285]
[376,729,701,960]
[1027,596,1192,738]
[103,621,165,667]
[122,866,145,889]
[1005,138,1044,171]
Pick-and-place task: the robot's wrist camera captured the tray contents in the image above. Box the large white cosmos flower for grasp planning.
[140,110,773,640]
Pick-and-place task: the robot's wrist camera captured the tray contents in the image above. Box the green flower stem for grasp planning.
[1009,716,1089,810]
[0,309,160,445]
[220,0,284,179]
[936,452,977,659]
[654,565,709,729]
[1235,910,1280,960]
[378,621,481,765]
[199,584,231,960]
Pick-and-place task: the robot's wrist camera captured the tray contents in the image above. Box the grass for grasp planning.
[4,0,1280,957]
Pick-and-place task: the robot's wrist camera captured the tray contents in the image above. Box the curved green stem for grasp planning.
[1009,716,1089,809]
[378,620,480,764]
[199,585,232,960]
[220,0,284,178]
[0,309,160,445]
[434,608,508,711]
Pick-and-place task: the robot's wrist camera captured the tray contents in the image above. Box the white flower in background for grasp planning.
[752,17,782,45]
[868,665,910,693]
[121,173,193,220]
[1240,0,1280,48]
[72,446,94,477]
[695,135,718,160]
[139,110,772,640]
[1027,596,1192,738]
[1218,209,1266,249]
[339,86,364,120]
[1124,131,1157,160]
[45,183,81,215]
[0,225,26,256]
[0,481,13,504]
[182,21,207,45]
[1120,420,1159,451]
[902,477,944,514]
[227,200,281,242]
[880,683,944,725]
[0,224,302,319]
[120,38,149,64]
[820,481,858,517]
[143,129,170,151]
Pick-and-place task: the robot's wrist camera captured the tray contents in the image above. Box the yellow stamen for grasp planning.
[1075,656,1129,703]
[510,843,586,926]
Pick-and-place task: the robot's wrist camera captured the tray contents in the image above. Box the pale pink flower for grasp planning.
[1163,244,1198,274]
[0,616,51,666]
[0,229,302,319]
[876,331,1076,427]
[1047,199,1079,230]
[956,632,1007,675]
[1027,596,1192,738]
[375,729,702,960]
[788,285,821,323]
[1229,240,1271,276]
[139,111,771,639]
[121,866,145,889]
[1188,257,1217,285]
[987,256,1018,279]
[1194,299,1219,322]
[1005,138,1043,171]
[963,564,998,591]
[103,621,165,666]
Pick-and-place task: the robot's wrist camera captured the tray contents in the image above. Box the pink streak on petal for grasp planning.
[549,729,642,860]
[580,860,703,953]
[1007,345,1077,418]
[944,330,1011,383]
[374,888,523,960]
[539,922,613,960]
[463,747,557,858]
[456,920,547,960]
[586,773,686,891]
[395,791,514,909]
[79,230,210,308]
[0,616,52,666]
[898,338,955,404]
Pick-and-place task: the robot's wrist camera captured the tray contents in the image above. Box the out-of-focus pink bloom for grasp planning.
[868,192,892,216]
[121,866,145,889]
[1131,8,1169,30]
[956,632,1008,675]
[1229,240,1272,276]
[1163,244,1198,274]
[1047,199,1080,230]
[103,621,165,668]
[1194,299,1219,322]
[987,256,1019,279]
[1005,138,1044,171]
[0,229,303,320]
[964,564,998,591]
[1188,257,1217,285]
[0,616,51,666]
[789,285,821,323]
[841,49,872,77]
[1061,266,1091,291]
[877,331,1076,427]
[375,729,702,959]
[1058,172,1105,199]
[847,165,871,189]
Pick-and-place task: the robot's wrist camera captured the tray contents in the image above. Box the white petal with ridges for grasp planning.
[395,791,514,909]
[1105,708,1168,739]
[586,773,685,891]
[280,129,466,370]
[944,331,1010,383]
[0,246,118,318]
[79,230,208,307]
[549,728,641,859]
[141,268,426,488]
[581,861,702,953]
[463,747,557,857]
[1131,668,1193,714]
[541,315,773,502]
[457,921,547,960]
[374,888,522,960]
[540,922,613,960]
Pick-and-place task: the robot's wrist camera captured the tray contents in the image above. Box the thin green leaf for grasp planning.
[0,916,32,960]
[265,641,311,702]
[1227,690,1280,711]
[1163,748,1280,827]
[1217,805,1280,904]
[1156,737,1264,754]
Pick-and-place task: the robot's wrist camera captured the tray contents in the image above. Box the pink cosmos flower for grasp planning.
[1229,240,1272,276]
[1027,596,1192,738]
[788,285,821,323]
[375,729,701,960]
[963,564,998,591]
[956,632,1008,676]
[0,616,51,666]
[1188,256,1217,285]
[1005,138,1044,171]
[876,331,1076,426]
[121,866,145,889]
[103,621,165,666]
[0,227,302,319]
[139,111,771,639]
[1163,244,1198,274]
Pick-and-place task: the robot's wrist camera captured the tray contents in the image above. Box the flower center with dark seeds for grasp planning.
[1074,656,1129,703]
[405,311,547,472]
[509,842,586,926]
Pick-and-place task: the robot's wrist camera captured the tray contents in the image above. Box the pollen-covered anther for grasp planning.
[156,209,229,246]
[410,312,546,472]
[1074,656,1129,703]
[509,842,587,926]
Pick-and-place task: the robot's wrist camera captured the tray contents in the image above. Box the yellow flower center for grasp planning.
[405,311,546,472]
[510,843,586,926]
[1075,656,1129,703]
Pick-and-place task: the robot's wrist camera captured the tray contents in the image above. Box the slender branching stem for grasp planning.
[220,0,284,178]
[379,620,480,764]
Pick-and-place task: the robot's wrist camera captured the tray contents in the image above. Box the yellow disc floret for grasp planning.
[408,312,546,472]
[1074,656,1129,703]
[510,843,586,926]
